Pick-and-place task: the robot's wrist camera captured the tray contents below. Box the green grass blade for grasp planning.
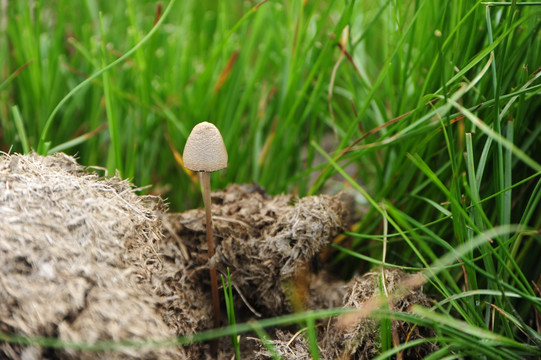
[11,106,30,154]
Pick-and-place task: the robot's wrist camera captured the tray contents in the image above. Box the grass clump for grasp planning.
[1,0,540,358]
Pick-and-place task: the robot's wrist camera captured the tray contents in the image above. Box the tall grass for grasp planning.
[1,0,540,357]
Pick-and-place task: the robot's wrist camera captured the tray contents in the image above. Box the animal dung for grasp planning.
[0,153,435,359]
[165,184,350,316]
[0,153,183,359]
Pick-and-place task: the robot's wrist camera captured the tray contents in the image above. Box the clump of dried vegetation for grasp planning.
[0,153,436,359]
[0,153,182,359]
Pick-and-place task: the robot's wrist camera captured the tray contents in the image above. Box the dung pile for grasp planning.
[254,269,437,360]
[155,185,436,359]
[0,153,184,359]
[321,269,436,359]
[161,184,351,316]
[151,184,353,357]
[0,153,436,359]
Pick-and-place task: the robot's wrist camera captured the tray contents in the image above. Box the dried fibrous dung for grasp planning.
[254,269,436,360]
[162,184,351,317]
[0,152,436,360]
[322,268,437,360]
[0,153,184,359]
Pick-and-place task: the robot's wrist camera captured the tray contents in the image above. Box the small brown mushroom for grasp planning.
[183,122,228,333]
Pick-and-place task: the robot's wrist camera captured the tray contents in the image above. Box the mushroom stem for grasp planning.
[200,171,221,330]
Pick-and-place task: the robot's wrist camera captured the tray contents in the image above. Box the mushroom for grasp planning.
[183,121,228,332]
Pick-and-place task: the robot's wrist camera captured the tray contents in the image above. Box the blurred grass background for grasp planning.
[1,0,541,357]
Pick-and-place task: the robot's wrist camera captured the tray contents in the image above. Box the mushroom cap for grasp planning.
[183,122,228,172]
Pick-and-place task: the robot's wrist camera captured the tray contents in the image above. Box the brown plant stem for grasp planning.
[200,172,221,332]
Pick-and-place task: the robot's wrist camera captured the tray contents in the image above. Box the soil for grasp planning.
[0,153,436,359]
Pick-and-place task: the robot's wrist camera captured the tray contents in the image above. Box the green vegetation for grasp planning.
[1,0,540,358]
[222,268,241,359]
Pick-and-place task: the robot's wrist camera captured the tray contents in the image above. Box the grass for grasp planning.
[1,0,541,358]
[222,268,241,359]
